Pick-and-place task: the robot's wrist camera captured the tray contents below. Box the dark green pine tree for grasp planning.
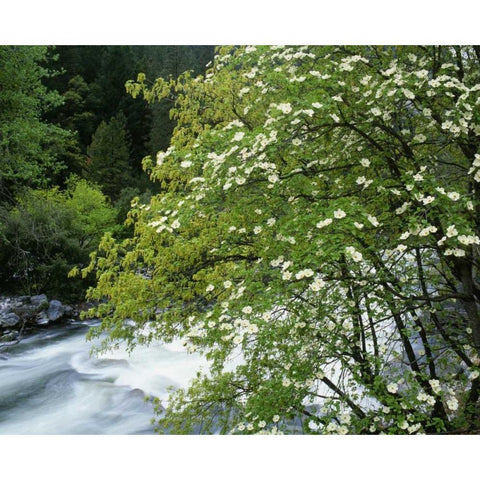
[86,112,132,201]
[0,45,72,202]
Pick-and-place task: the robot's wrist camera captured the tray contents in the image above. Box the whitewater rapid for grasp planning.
[0,321,209,434]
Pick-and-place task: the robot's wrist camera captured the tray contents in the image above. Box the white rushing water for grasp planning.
[0,321,209,434]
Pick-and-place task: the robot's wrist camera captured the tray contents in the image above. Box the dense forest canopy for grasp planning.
[82,45,480,434]
[0,45,214,298]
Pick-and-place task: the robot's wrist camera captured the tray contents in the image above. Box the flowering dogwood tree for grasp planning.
[82,46,480,434]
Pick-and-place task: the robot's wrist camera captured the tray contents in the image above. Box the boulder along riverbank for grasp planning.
[0,294,89,357]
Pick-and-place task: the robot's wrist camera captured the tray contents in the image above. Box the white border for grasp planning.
[1,1,479,44]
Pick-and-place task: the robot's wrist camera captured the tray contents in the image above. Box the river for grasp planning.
[0,320,208,434]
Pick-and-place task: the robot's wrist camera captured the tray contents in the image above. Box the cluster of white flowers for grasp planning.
[418,225,437,237]
[458,234,480,246]
[289,75,306,83]
[417,392,436,406]
[413,133,427,143]
[268,173,279,184]
[360,158,371,167]
[356,176,367,185]
[395,202,411,215]
[346,246,363,263]
[270,256,285,267]
[441,119,462,136]
[468,154,480,181]
[446,225,458,237]
[316,218,333,229]
[367,215,380,227]
[156,150,166,165]
[325,422,348,434]
[447,191,460,201]
[282,378,291,387]
[309,276,326,292]
[275,103,292,114]
[235,176,246,185]
[232,131,245,142]
[444,248,466,257]
[148,211,184,234]
[387,382,398,394]
[446,397,459,411]
[189,177,205,184]
[420,195,435,205]
[295,268,315,279]
[407,423,422,434]
[276,233,296,244]
[429,379,442,395]
[398,420,409,430]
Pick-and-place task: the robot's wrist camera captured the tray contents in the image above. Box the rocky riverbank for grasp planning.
[0,294,85,353]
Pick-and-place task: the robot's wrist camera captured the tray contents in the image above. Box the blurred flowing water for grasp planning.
[0,320,208,434]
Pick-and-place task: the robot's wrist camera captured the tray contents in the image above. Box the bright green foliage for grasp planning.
[85,46,480,434]
[0,46,72,201]
[86,112,132,200]
[64,177,119,249]
[0,178,117,299]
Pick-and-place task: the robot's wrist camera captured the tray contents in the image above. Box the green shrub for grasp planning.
[0,178,118,300]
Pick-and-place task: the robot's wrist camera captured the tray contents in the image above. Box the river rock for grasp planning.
[0,331,19,342]
[36,311,49,325]
[11,304,38,323]
[30,294,48,308]
[47,300,66,322]
[0,312,21,328]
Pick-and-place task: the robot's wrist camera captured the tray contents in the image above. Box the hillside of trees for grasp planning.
[0,45,214,299]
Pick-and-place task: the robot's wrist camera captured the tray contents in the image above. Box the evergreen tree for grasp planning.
[86,112,132,200]
[0,46,72,202]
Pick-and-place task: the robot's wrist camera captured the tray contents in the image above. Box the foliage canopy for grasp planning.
[0,46,72,201]
[0,178,117,299]
[84,46,480,434]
